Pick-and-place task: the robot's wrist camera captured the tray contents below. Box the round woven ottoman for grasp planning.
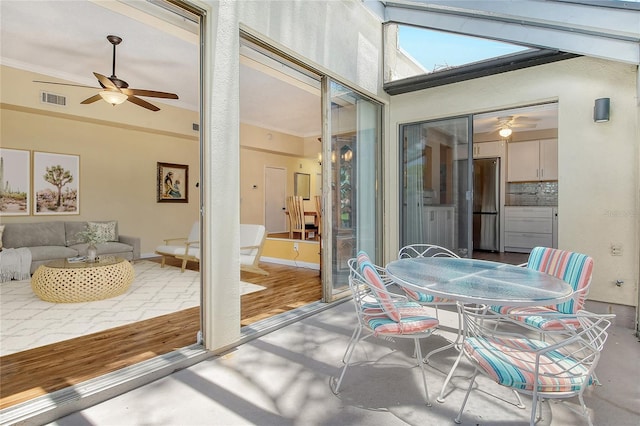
[31,256,135,303]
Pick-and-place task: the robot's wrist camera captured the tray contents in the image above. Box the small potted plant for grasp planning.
[76,228,106,262]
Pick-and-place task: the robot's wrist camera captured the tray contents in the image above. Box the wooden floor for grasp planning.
[0,258,321,410]
[0,251,526,410]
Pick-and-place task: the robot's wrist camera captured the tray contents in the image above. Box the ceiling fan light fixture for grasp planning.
[499,127,513,138]
[99,90,127,106]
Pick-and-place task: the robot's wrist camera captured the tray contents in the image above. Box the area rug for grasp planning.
[0,260,265,356]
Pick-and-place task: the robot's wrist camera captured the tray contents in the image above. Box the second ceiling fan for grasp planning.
[36,35,178,112]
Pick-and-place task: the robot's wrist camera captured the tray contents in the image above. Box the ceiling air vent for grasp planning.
[40,91,66,107]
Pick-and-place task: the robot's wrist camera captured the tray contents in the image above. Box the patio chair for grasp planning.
[454,305,613,426]
[397,244,460,316]
[397,244,462,364]
[330,251,439,406]
[155,221,200,272]
[490,247,594,332]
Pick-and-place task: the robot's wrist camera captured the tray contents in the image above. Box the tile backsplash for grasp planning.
[506,181,558,206]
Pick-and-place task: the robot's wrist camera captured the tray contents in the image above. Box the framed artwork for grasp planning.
[157,162,188,203]
[294,172,310,200]
[0,148,31,216]
[33,151,80,215]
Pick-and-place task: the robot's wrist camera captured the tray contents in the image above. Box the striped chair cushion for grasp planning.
[491,306,581,331]
[403,288,455,304]
[363,300,420,314]
[527,247,593,314]
[357,251,400,322]
[464,337,591,392]
[365,312,439,335]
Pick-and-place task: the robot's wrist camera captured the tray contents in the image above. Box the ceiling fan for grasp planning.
[34,35,178,112]
[493,115,540,137]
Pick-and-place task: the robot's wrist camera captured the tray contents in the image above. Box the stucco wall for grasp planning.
[388,56,639,307]
[236,0,385,99]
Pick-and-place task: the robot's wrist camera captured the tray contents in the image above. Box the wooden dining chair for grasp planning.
[314,195,322,236]
[286,195,317,240]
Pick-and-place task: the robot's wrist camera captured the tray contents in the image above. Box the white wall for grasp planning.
[388,56,639,307]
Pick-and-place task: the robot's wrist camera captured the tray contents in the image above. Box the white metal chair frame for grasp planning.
[330,257,438,407]
[454,305,613,426]
[397,244,463,368]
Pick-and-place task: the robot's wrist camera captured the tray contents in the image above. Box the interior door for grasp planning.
[264,166,287,233]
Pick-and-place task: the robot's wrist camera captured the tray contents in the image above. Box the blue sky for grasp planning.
[398,26,529,72]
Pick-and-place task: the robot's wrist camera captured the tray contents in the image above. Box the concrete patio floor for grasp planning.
[50,301,639,426]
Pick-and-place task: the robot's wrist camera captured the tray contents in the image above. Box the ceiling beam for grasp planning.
[365,0,640,65]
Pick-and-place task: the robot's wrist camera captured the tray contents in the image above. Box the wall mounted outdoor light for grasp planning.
[594,98,610,122]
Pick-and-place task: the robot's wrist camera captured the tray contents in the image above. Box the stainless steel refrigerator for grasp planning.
[473,158,500,251]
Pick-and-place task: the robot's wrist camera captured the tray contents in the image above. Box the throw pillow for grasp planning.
[0,224,4,251]
[87,221,118,242]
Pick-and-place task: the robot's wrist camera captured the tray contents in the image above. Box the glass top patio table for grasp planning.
[386,257,573,307]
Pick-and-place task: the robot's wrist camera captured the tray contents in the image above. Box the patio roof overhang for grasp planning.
[384,49,579,95]
[365,0,640,65]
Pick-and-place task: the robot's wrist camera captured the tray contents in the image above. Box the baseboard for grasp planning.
[260,256,319,270]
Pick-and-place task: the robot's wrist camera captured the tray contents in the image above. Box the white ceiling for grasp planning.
[473,103,558,135]
[0,1,200,111]
[0,0,557,137]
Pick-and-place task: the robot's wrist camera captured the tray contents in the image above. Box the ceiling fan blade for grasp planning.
[80,94,103,104]
[121,88,178,99]
[33,80,98,89]
[127,95,160,112]
[513,116,541,123]
[93,72,119,90]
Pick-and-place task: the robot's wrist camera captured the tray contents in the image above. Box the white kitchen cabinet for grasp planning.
[507,139,557,182]
[504,206,556,253]
[539,138,558,180]
[423,206,455,249]
[473,141,504,159]
[456,141,505,160]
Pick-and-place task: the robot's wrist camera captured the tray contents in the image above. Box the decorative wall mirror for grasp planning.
[294,172,310,200]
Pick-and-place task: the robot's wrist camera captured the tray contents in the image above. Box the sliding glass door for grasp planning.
[323,80,382,299]
[399,116,472,256]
